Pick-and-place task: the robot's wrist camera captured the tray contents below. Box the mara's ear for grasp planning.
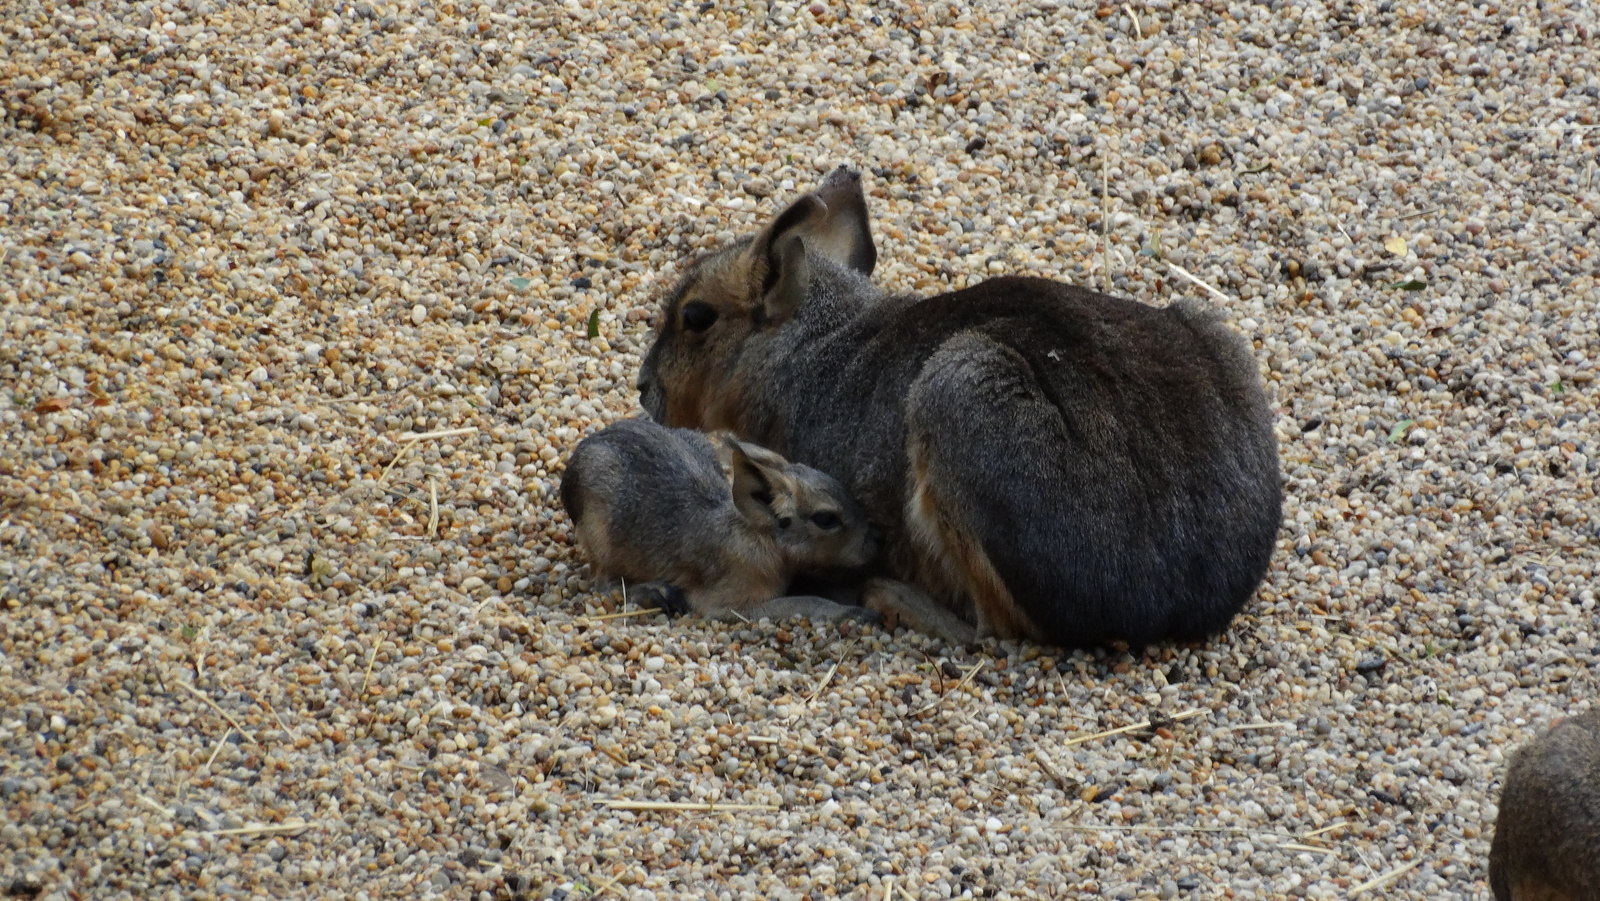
[709,430,741,473]
[748,167,877,322]
[809,166,877,276]
[726,444,778,525]
[767,233,809,324]
[759,168,876,277]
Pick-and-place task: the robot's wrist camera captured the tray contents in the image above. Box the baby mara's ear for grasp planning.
[748,166,876,323]
[726,442,785,526]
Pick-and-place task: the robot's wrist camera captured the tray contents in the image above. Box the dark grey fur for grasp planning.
[637,166,1282,648]
[1489,710,1600,901]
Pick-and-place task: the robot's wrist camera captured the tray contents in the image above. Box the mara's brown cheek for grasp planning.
[700,381,759,438]
[663,384,707,429]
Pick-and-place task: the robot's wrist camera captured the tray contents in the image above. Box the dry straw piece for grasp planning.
[1303,821,1353,838]
[204,820,312,838]
[247,690,293,736]
[806,637,860,708]
[1062,708,1207,747]
[595,800,779,813]
[175,679,261,746]
[580,607,664,623]
[204,727,234,770]
[137,794,173,818]
[359,638,383,696]
[1166,261,1232,304]
[1348,858,1423,895]
[377,426,479,487]
[1277,842,1337,855]
[427,477,439,538]
[585,871,626,899]
[915,658,988,714]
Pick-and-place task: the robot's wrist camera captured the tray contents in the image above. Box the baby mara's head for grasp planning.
[718,434,880,576]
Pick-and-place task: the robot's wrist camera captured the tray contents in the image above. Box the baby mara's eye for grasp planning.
[681,301,718,333]
[809,511,843,531]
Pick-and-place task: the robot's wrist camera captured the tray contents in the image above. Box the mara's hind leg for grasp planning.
[903,437,1040,641]
[902,332,1059,642]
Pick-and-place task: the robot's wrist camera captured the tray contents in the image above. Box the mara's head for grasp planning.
[718,434,881,575]
[636,166,878,430]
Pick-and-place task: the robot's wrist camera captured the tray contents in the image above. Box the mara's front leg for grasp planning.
[624,581,691,617]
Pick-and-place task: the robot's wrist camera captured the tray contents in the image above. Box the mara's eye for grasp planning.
[810,511,843,531]
[681,301,718,333]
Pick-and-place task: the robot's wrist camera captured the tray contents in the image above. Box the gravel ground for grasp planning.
[2,0,1598,898]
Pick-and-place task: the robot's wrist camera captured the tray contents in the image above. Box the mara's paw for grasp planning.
[631,582,690,618]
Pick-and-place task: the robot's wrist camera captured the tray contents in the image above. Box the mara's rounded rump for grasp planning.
[1489,711,1600,901]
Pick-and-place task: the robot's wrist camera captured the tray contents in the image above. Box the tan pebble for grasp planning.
[1093,58,1123,78]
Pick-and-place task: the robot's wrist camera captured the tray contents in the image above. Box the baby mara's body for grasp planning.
[561,418,881,625]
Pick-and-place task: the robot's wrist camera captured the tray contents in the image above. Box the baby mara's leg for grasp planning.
[862,578,977,643]
[716,595,883,627]
[618,583,873,627]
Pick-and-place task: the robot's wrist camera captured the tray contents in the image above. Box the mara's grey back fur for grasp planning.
[636,166,1282,647]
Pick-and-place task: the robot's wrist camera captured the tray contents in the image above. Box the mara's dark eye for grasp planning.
[810,511,843,531]
[681,301,718,333]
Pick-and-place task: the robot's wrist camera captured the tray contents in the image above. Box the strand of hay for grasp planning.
[915,658,987,714]
[1166,262,1231,304]
[176,680,261,746]
[205,820,311,838]
[1063,708,1206,747]
[596,800,778,813]
[1348,859,1422,895]
[807,638,859,708]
